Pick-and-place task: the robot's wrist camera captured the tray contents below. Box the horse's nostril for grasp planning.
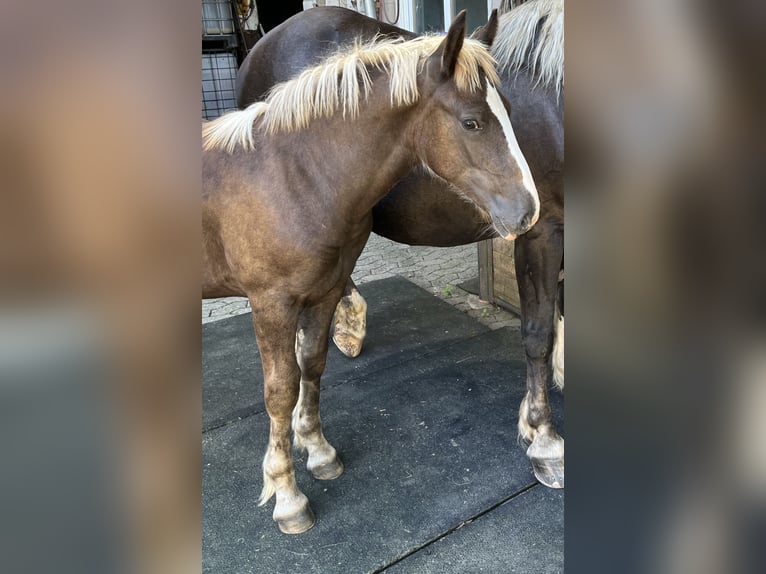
[520,214,532,230]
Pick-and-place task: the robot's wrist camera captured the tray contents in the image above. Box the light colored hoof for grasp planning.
[526,434,564,489]
[530,455,565,489]
[310,456,344,481]
[332,288,367,358]
[332,331,363,358]
[275,502,316,535]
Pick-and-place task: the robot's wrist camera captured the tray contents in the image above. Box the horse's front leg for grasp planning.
[249,299,315,534]
[293,291,345,479]
[332,277,368,358]
[515,220,565,488]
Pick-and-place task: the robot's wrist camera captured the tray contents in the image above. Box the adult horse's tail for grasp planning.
[499,0,521,12]
[493,0,564,94]
[552,274,564,390]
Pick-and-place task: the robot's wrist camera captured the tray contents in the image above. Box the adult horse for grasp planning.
[203,13,540,534]
[235,0,565,489]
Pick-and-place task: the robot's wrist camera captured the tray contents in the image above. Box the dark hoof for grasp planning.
[310,456,344,481]
[275,503,316,535]
[530,456,564,489]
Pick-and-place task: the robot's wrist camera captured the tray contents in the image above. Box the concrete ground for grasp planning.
[202,234,520,330]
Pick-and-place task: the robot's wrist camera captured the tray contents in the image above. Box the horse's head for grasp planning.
[414,11,539,239]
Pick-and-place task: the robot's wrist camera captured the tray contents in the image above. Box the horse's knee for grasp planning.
[523,324,553,360]
[264,380,300,419]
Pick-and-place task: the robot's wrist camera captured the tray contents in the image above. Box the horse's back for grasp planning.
[236,7,415,107]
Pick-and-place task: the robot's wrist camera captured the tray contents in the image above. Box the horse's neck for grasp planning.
[285,85,419,221]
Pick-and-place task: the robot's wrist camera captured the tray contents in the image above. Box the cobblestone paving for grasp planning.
[202,234,520,330]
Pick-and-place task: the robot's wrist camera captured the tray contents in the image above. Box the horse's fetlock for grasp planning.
[264,456,293,480]
[527,402,552,428]
[294,418,320,440]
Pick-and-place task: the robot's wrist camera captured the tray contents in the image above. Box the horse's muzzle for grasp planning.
[490,196,538,239]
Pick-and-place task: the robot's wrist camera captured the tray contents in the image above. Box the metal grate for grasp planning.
[202,0,236,35]
[202,52,239,120]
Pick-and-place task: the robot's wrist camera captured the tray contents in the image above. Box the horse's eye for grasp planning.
[462,119,481,131]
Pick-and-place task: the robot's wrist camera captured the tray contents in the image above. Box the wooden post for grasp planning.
[477,239,494,303]
[490,237,521,315]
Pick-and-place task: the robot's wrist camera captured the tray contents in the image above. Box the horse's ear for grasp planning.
[439,10,467,79]
[471,9,498,48]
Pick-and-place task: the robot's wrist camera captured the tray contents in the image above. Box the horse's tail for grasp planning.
[552,273,564,390]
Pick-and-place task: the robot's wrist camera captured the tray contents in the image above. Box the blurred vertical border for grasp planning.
[0,1,764,573]
[565,0,765,573]
[0,1,201,573]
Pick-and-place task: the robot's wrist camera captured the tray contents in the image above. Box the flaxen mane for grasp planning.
[492,0,563,92]
[202,35,499,153]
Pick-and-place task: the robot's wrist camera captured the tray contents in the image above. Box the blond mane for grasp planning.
[202,35,499,153]
[492,0,564,93]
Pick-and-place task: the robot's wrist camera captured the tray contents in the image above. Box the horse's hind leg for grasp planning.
[294,294,345,480]
[515,222,565,489]
[332,278,367,358]
[250,300,315,534]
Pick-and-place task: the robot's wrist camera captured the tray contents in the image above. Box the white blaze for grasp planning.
[485,81,540,223]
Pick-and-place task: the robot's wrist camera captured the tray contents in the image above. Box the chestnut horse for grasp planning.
[203,13,539,533]
[235,0,565,489]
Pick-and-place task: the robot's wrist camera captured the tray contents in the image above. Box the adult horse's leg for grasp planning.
[332,278,367,358]
[250,298,315,534]
[515,219,565,488]
[294,293,345,479]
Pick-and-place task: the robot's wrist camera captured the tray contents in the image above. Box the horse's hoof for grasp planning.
[275,503,316,534]
[332,332,363,358]
[310,456,344,481]
[530,455,564,489]
[526,433,564,489]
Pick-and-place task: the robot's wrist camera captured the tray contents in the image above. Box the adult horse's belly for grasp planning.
[371,170,497,247]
